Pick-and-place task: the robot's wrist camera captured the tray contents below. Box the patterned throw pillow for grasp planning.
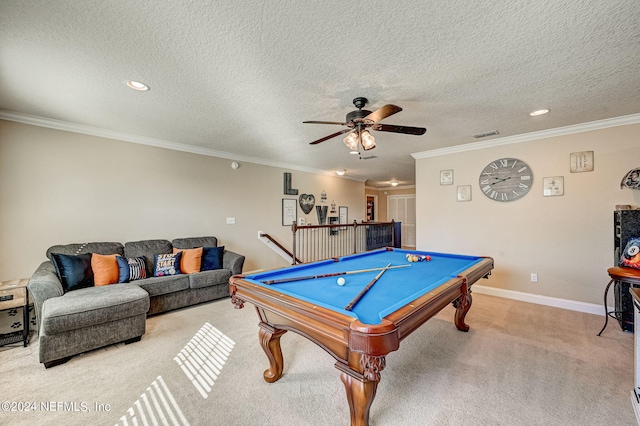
[154,252,183,277]
[620,237,640,269]
[116,256,147,283]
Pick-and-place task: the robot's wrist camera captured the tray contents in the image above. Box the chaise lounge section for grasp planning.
[28,237,244,368]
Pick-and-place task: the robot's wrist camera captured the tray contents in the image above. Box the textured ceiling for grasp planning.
[1,1,639,187]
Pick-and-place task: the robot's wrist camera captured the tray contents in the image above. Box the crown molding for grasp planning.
[0,110,366,182]
[411,113,640,159]
[366,184,415,191]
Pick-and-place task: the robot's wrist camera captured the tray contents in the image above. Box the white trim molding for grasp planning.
[412,113,640,159]
[473,285,607,316]
[0,110,366,182]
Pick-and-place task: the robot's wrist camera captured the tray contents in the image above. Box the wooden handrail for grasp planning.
[259,232,302,264]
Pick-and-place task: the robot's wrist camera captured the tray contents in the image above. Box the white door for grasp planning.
[387,195,416,248]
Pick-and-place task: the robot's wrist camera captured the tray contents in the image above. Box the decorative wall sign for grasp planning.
[283,172,298,195]
[570,151,594,173]
[299,194,315,214]
[316,205,328,225]
[329,216,339,235]
[282,199,297,226]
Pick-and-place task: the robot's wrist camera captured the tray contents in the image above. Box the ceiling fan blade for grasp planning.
[303,120,348,126]
[309,128,351,145]
[372,124,427,135]
[364,104,402,123]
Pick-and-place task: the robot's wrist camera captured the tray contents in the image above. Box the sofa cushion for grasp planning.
[92,254,119,286]
[124,239,172,277]
[131,274,190,297]
[40,285,149,335]
[172,236,218,249]
[173,247,203,274]
[50,253,94,292]
[47,242,124,260]
[188,268,232,289]
[202,246,225,270]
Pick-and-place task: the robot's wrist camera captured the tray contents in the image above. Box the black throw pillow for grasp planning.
[51,252,94,292]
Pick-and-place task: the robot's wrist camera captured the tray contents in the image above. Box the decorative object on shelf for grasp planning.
[284,172,298,195]
[457,185,472,202]
[440,169,454,185]
[299,194,315,214]
[321,190,327,203]
[316,205,328,225]
[621,167,640,190]
[570,151,594,173]
[330,200,336,213]
[282,199,297,226]
[479,158,533,202]
[543,176,564,196]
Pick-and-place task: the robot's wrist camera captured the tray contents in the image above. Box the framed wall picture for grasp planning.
[282,199,297,226]
[457,185,472,202]
[543,176,564,196]
[440,169,454,185]
[570,151,594,173]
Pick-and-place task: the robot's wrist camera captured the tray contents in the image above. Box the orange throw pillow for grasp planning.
[91,253,119,286]
[173,247,203,274]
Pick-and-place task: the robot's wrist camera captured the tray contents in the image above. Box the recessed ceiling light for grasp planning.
[336,170,346,176]
[126,80,150,91]
[349,151,359,155]
[530,109,549,116]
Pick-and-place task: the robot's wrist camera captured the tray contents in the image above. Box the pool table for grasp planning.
[229,247,493,426]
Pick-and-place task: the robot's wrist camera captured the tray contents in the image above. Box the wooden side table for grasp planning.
[0,278,30,347]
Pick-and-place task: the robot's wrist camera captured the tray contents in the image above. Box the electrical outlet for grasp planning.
[530,273,538,283]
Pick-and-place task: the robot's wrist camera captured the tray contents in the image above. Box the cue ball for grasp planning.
[337,277,346,286]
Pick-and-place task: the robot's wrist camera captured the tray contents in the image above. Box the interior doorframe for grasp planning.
[365,194,378,222]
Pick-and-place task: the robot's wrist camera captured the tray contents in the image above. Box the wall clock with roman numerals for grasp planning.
[478,158,533,202]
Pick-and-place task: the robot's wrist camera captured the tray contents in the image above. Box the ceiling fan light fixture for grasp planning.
[343,132,359,151]
[361,130,376,150]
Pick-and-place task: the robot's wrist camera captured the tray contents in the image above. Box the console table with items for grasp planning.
[0,278,31,347]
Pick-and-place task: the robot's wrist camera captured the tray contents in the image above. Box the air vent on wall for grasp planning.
[473,130,500,139]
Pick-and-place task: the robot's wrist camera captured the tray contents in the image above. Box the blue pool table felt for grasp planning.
[245,249,484,325]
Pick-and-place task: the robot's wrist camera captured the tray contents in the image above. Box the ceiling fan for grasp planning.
[304,97,426,152]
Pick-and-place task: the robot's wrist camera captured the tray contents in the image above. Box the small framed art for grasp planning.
[440,169,454,185]
[543,176,564,196]
[457,185,472,202]
[570,151,594,173]
[282,199,297,226]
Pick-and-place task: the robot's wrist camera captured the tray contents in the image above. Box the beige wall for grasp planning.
[415,123,640,305]
[0,120,365,281]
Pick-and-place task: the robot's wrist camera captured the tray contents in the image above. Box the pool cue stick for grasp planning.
[344,263,392,311]
[261,264,410,285]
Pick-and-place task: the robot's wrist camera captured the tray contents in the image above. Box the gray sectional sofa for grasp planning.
[28,236,244,368]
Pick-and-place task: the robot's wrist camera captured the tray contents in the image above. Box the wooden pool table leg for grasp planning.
[337,355,385,426]
[453,281,472,332]
[258,322,287,383]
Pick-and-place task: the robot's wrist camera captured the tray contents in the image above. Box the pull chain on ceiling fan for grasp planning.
[304,97,426,152]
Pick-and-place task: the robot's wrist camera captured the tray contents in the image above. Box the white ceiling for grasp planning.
[1,1,639,187]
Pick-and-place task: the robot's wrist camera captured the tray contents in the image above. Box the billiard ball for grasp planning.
[337,277,346,286]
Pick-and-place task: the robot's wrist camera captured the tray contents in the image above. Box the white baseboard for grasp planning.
[631,390,640,426]
[472,285,608,316]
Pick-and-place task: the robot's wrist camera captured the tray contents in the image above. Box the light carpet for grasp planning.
[0,293,636,426]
